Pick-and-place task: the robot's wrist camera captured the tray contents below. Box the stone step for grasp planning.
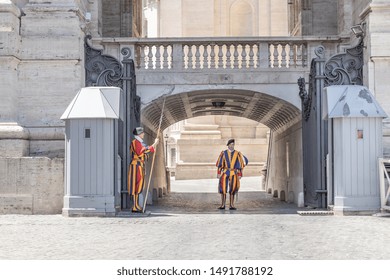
[297,210,334,216]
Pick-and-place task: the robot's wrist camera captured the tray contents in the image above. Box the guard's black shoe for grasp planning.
[218,206,225,210]
[229,207,237,210]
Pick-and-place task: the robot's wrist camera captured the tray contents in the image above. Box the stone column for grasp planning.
[0,1,29,156]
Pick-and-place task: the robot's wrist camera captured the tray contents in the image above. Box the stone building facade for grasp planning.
[1,0,390,214]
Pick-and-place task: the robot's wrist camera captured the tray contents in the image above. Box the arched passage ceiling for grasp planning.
[141,90,301,132]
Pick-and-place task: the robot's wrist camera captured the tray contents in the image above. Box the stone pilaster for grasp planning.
[0,1,85,214]
[18,0,88,156]
[0,1,28,156]
[338,0,353,37]
[0,0,21,122]
[361,0,390,156]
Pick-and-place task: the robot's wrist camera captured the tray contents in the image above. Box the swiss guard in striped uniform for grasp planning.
[216,139,248,210]
[128,127,159,212]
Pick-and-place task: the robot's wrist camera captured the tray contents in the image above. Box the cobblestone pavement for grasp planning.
[0,177,390,260]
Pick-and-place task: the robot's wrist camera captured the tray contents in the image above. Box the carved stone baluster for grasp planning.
[241,44,247,68]
[183,45,187,69]
[288,44,295,68]
[203,44,209,69]
[273,44,279,68]
[162,45,169,69]
[210,44,216,69]
[155,45,161,69]
[281,43,287,68]
[218,44,224,69]
[226,44,232,69]
[233,44,239,69]
[195,45,201,69]
[188,45,194,69]
[147,45,153,69]
[248,44,254,69]
[269,44,273,68]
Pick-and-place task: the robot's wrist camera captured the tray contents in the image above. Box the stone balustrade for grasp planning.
[96,36,343,71]
[137,40,307,70]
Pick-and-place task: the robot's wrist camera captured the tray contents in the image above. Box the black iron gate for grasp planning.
[299,36,364,208]
[298,46,327,208]
[84,35,140,210]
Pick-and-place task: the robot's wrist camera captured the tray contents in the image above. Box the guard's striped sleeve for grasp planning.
[216,151,224,175]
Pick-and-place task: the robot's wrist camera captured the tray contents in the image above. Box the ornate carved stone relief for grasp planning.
[84,35,124,88]
[324,38,364,86]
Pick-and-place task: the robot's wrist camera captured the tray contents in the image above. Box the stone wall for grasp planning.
[0,157,64,214]
[311,0,338,35]
[0,0,86,214]
[338,0,353,36]
[290,0,338,36]
[101,0,121,36]
[0,2,20,123]
[101,0,144,37]
[266,119,303,205]
[142,128,169,203]
[159,0,288,37]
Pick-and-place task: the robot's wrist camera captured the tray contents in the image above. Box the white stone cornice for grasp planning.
[23,0,87,21]
[360,1,390,20]
[0,0,21,17]
[0,123,29,139]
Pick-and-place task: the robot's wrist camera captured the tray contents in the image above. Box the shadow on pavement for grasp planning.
[147,191,300,215]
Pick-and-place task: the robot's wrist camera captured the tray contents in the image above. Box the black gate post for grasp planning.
[84,35,125,211]
[299,46,327,208]
[299,35,364,209]
[120,47,141,209]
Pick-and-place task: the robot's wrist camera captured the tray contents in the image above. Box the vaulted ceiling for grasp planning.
[141,89,301,132]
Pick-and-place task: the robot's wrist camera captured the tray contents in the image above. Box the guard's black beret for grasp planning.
[227,139,235,146]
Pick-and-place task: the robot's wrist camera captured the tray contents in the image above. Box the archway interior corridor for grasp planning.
[137,89,302,213]
[149,176,299,214]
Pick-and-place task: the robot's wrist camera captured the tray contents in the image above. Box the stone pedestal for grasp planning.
[0,123,30,157]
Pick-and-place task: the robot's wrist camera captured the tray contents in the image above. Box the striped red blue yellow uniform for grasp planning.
[216,150,248,194]
[128,139,155,196]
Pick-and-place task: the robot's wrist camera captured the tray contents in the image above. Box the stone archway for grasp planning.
[138,89,303,209]
[141,89,300,132]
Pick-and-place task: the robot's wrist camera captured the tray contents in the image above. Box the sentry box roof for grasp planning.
[323,85,388,120]
[61,87,124,120]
